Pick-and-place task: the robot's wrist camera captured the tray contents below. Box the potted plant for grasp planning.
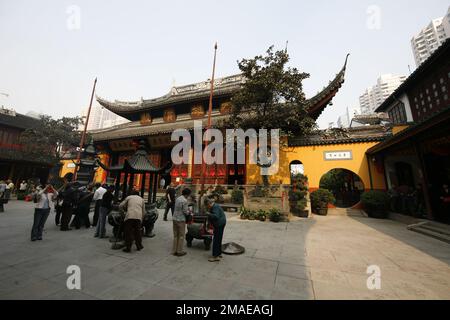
[256,209,267,222]
[268,208,282,222]
[239,207,249,220]
[361,191,389,219]
[289,174,309,217]
[310,189,335,216]
[248,210,256,221]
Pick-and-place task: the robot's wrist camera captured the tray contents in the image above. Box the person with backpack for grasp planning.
[30,184,57,241]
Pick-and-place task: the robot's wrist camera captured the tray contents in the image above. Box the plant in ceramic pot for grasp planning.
[361,191,389,219]
[268,208,282,222]
[310,189,335,216]
[239,206,249,220]
[256,209,267,222]
[248,210,257,221]
[289,174,309,217]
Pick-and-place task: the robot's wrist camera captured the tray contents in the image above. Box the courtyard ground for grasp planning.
[0,200,449,300]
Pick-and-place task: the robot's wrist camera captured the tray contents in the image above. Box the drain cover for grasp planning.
[221,242,245,255]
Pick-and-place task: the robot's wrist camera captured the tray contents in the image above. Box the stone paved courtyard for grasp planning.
[0,200,449,300]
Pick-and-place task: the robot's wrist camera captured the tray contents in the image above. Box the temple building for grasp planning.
[0,108,52,184]
[88,55,392,210]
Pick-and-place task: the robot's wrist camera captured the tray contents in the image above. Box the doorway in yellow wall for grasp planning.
[319,169,365,208]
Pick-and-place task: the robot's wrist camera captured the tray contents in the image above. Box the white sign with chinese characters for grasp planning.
[324,151,353,161]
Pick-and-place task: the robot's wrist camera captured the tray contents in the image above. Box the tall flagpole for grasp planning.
[199,43,217,212]
[74,77,97,181]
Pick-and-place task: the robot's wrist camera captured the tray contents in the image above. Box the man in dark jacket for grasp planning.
[163,183,176,221]
[59,174,78,231]
[205,197,226,262]
[71,186,94,229]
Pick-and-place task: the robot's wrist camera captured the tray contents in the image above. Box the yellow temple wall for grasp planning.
[246,141,385,191]
[59,160,76,178]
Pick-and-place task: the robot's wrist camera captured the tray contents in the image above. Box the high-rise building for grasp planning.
[359,74,407,114]
[80,103,128,131]
[411,6,450,66]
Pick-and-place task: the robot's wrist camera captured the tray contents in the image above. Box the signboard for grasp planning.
[324,151,353,161]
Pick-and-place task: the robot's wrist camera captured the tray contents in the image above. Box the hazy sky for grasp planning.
[0,0,448,128]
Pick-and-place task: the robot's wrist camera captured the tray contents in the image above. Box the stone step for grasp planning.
[407,222,450,244]
[419,222,450,236]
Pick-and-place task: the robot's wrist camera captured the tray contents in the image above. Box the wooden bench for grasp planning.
[219,203,241,213]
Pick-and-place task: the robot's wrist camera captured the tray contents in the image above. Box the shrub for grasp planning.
[214,185,228,195]
[268,208,282,222]
[231,189,244,204]
[249,185,269,197]
[361,191,389,219]
[310,189,335,209]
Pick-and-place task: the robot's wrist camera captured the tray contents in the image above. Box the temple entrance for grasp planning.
[319,169,364,208]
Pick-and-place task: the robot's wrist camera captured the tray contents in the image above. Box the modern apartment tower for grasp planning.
[359,74,407,114]
[411,6,450,66]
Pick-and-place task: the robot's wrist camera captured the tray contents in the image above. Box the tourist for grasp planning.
[204,197,227,262]
[119,189,145,252]
[59,173,78,231]
[6,180,14,193]
[172,188,192,257]
[71,186,94,229]
[18,180,28,200]
[30,184,57,241]
[95,185,114,238]
[92,183,107,227]
[163,182,176,221]
[0,180,6,199]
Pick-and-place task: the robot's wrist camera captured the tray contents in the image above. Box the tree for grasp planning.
[223,46,316,136]
[223,46,317,185]
[19,115,84,165]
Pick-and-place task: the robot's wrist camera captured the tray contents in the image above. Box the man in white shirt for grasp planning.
[92,183,107,226]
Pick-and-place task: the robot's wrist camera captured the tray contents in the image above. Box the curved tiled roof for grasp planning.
[289,125,390,147]
[306,54,350,119]
[96,74,245,118]
[96,55,350,121]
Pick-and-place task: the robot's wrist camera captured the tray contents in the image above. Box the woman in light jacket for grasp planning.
[31,184,57,241]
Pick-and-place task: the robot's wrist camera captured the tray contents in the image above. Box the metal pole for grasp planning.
[74,78,97,181]
[199,43,218,212]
